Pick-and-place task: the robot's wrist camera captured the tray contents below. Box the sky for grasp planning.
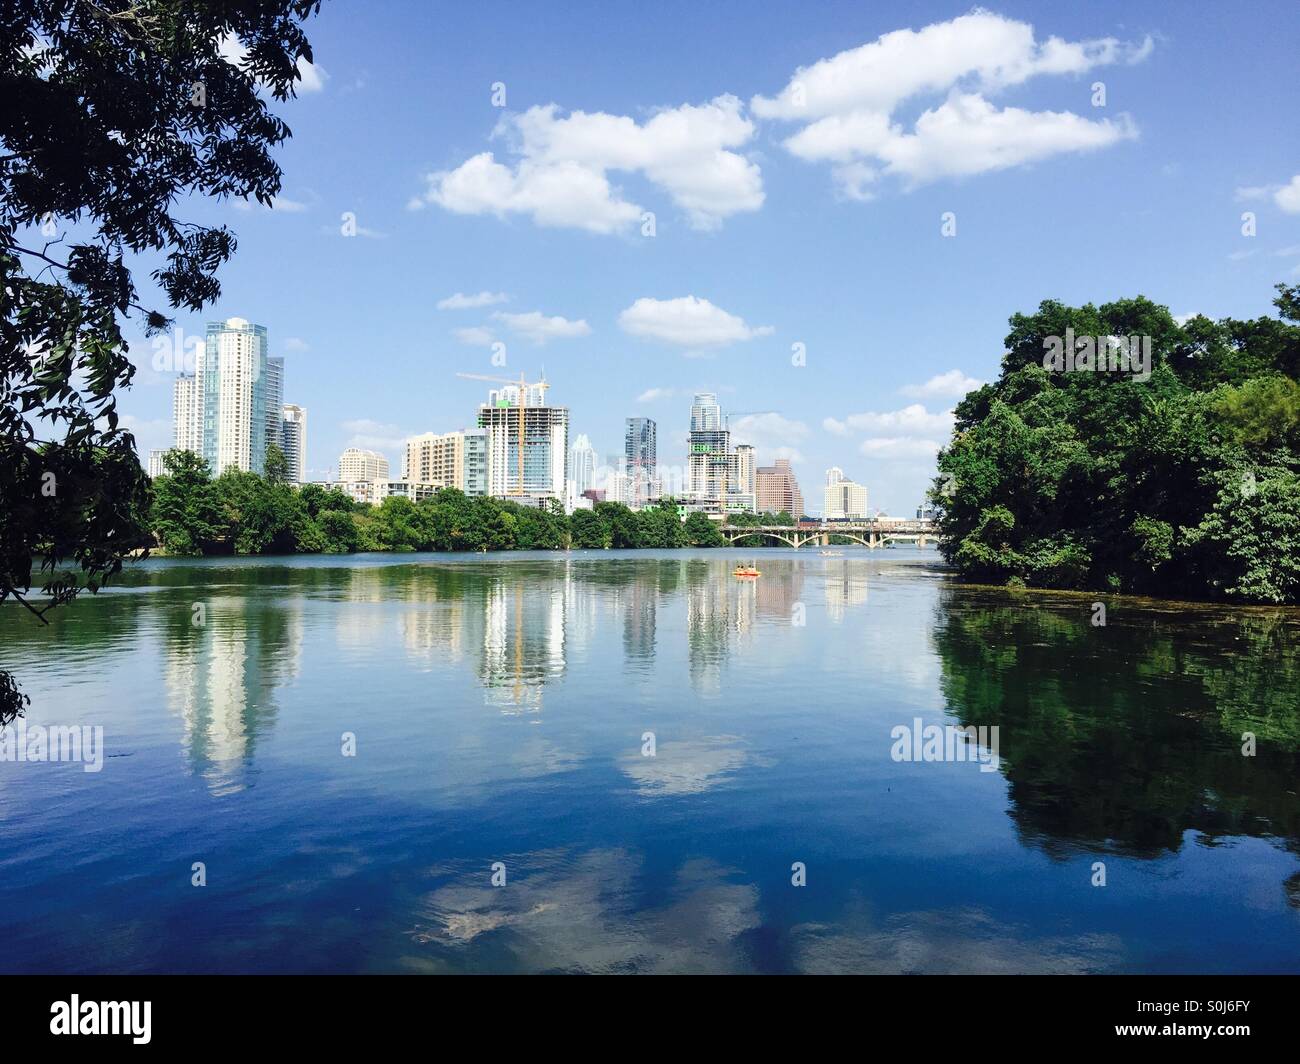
[116,0,1300,514]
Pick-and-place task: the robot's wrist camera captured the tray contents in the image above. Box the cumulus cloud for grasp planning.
[438,291,509,310]
[413,95,763,233]
[824,403,954,464]
[729,412,809,464]
[342,418,406,453]
[618,296,773,349]
[1275,175,1300,214]
[493,310,591,344]
[752,11,1148,193]
[900,369,984,399]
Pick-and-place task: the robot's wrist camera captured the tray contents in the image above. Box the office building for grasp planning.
[567,433,597,496]
[625,417,658,508]
[264,355,284,460]
[824,468,869,519]
[756,458,805,517]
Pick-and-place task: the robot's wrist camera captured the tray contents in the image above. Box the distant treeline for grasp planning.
[149,449,801,555]
[935,283,1300,604]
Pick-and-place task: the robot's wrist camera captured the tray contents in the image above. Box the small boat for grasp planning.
[733,566,761,577]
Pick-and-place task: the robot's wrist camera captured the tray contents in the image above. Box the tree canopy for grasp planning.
[1,0,323,722]
[933,283,1300,604]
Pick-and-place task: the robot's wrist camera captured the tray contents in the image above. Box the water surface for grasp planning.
[1,549,1298,973]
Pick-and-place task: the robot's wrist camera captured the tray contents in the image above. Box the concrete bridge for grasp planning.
[720,518,939,550]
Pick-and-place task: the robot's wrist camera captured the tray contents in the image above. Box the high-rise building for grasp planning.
[201,317,269,475]
[462,430,487,496]
[824,468,868,518]
[147,449,167,479]
[687,393,733,507]
[399,429,486,495]
[567,433,596,496]
[172,374,200,455]
[338,447,389,482]
[478,381,568,502]
[733,444,756,511]
[264,355,284,460]
[280,404,307,485]
[625,417,657,508]
[756,458,805,517]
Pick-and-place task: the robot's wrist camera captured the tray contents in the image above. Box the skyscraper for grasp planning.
[687,392,732,508]
[756,458,805,518]
[734,444,756,511]
[264,355,285,459]
[478,381,568,502]
[625,417,657,508]
[280,404,307,485]
[201,317,269,475]
[172,373,200,454]
[567,433,596,495]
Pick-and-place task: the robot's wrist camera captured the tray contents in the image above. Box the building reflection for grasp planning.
[823,561,870,621]
[162,596,301,796]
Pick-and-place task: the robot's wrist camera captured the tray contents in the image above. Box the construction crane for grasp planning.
[455,371,550,495]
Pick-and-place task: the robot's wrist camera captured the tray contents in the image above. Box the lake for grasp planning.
[1,548,1298,973]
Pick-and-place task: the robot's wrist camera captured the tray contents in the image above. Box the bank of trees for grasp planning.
[149,453,736,555]
[934,283,1300,604]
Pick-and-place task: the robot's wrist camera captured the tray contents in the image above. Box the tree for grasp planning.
[263,442,290,485]
[684,511,725,547]
[150,448,222,554]
[935,283,1300,602]
[1,1,323,723]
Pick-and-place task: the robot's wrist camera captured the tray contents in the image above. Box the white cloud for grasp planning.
[414,95,763,233]
[900,369,984,399]
[730,413,809,464]
[1275,175,1300,214]
[752,11,1148,192]
[217,33,327,93]
[637,387,675,402]
[618,296,773,348]
[283,337,310,352]
[438,291,509,310]
[493,310,591,344]
[454,326,496,347]
[341,418,405,453]
[858,437,945,459]
[234,194,310,213]
[826,404,954,437]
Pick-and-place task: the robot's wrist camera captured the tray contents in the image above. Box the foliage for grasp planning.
[1,0,323,720]
[934,284,1300,603]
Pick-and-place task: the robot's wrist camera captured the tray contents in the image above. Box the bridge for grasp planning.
[719,518,938,550]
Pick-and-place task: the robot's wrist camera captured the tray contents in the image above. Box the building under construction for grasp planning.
[464,374,569,505]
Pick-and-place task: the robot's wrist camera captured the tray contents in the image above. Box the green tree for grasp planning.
[150,449,222,554]
[684,511,725,547]
[0,0,323,722]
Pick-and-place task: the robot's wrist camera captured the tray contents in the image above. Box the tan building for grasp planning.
[823,467,869,518]
[402,431,469,488]
[755,458,804,518]
[338,447,389,483]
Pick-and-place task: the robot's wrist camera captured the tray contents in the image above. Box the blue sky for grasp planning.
[119,0,1300,513]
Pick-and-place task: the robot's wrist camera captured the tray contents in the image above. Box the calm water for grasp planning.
[1,549,1298,974]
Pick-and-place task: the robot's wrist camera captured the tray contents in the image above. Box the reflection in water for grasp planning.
[932,590,1300,862]
[162,596,300,795]
[3,550,1299,973]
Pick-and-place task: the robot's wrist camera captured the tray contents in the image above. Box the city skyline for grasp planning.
[117,2,1300,512]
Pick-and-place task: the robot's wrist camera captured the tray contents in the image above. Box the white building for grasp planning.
[824,468,869,519]
[280,404,307,485]
[338,480,438,506]
[172,374,200,454]
[201,317,270,475]
[338,447,390,483]
[147,449,167,478]
[478,382,568,502]
[567,433,596,495]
